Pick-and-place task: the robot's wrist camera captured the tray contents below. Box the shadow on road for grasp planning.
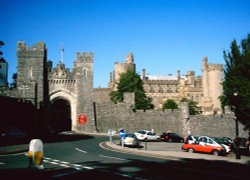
[0,156,250,179]
[0,132,94,147]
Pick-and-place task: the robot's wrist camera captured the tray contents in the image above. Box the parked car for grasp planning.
[182,135,230,156]
[185,135,200,144]
[246,138,250,155]
[134,130,160,141]
[160,132,184,142]
[120,133,140,147]
[218,137,234,151]
[1,127,26,138]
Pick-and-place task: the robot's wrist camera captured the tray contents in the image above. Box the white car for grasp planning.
[134,130,160,141]
[197,136,230,153]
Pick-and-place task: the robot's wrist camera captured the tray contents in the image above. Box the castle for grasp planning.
[109,53,223,115]
[0,42,223,134]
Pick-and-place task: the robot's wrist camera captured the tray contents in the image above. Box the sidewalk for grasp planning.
[103,141,250,165]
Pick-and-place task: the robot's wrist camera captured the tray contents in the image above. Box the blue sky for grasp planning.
[1,0,250,87]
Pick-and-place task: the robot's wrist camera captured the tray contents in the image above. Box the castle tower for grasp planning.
[186,71,195,86]
[17,42,47,108]
[201,57,222,115]
[73,52,95,132]
[113,53,136,89]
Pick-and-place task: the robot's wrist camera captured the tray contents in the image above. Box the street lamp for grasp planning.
[233,92,239,137]
[233,91,241,159]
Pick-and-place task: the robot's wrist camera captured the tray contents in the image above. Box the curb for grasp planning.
[102,141,250,164]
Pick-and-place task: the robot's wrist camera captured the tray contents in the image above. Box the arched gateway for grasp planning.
[16,42,95,133]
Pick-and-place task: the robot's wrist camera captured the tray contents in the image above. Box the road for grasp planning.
[0,133,249,179]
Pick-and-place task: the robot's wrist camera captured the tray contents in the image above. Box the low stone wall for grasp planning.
[94,101,249,139]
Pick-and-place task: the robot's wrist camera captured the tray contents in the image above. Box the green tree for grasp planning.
[10,73,17,88]
[181,98,199,115]
[162,99,178,110]
[221,34,250,130]
[109,70,154,110]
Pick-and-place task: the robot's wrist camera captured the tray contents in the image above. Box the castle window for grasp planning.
[83,69,87,77]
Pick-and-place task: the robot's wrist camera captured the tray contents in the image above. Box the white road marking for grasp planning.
[42,156,145,179]
[0,162,5,165]
[43,156,94,170]
[75,148,87,153]
[99,154,126,161]
[0,152,26,156]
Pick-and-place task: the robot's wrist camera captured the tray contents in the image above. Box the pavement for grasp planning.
[102,141,250,164]
[1,134,250,165]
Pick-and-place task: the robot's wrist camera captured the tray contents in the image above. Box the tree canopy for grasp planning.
[109,70,154,110]
[221,34,250,130]
[181,98,199,115]
[162,99,178,110]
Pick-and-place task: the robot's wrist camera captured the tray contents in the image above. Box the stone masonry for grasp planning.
[1,42,249,138]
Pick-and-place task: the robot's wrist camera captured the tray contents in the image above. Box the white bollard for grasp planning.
[28,139,44,170]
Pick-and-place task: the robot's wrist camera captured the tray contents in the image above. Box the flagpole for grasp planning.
[60,42,64,63]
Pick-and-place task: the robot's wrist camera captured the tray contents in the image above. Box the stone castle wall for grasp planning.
[94,100,248,139]
[3,42,248,137]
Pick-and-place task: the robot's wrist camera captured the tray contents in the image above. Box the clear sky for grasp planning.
[1,0,250,88]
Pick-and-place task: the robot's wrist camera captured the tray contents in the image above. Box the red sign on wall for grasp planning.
[78,114,87,125]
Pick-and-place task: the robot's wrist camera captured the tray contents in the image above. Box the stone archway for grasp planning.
[49,90,77,132]
[51,99,71,133]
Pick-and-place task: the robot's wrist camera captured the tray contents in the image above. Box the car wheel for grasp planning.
[188,148,195,153]
[212,150,219,156]
[168,139,173,142]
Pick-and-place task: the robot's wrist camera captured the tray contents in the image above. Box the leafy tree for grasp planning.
[109,70,154,110]
[10,73,17,88]
[221,34,250,130]
[162,99,178,110]
[181,98,199,115]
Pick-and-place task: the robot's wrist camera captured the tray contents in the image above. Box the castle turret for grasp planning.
[113,53,136,89]
[73,52,95,132]
[186,71,195,86]
[17,42,47,108]
[201,56,222,115]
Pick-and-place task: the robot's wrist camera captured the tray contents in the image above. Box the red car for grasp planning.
[182,141,228,156]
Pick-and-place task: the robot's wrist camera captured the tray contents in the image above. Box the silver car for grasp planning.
[134,130,160,141]
[120,133,140,147]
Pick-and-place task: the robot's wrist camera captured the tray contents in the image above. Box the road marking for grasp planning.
[0,162,5,165]
[43,157,94,170]
[75,148,87,153]
[99,154,126,161]
[43,156,145,179]
[0,152,26,156]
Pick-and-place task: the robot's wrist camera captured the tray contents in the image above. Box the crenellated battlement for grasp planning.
[207,64,223,71]
[17,42,46,56]
[76,52,94,62]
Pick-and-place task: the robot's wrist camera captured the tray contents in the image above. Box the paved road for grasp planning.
[0,133,250,179]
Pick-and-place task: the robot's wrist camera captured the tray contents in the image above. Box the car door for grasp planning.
[197,137,211,153]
